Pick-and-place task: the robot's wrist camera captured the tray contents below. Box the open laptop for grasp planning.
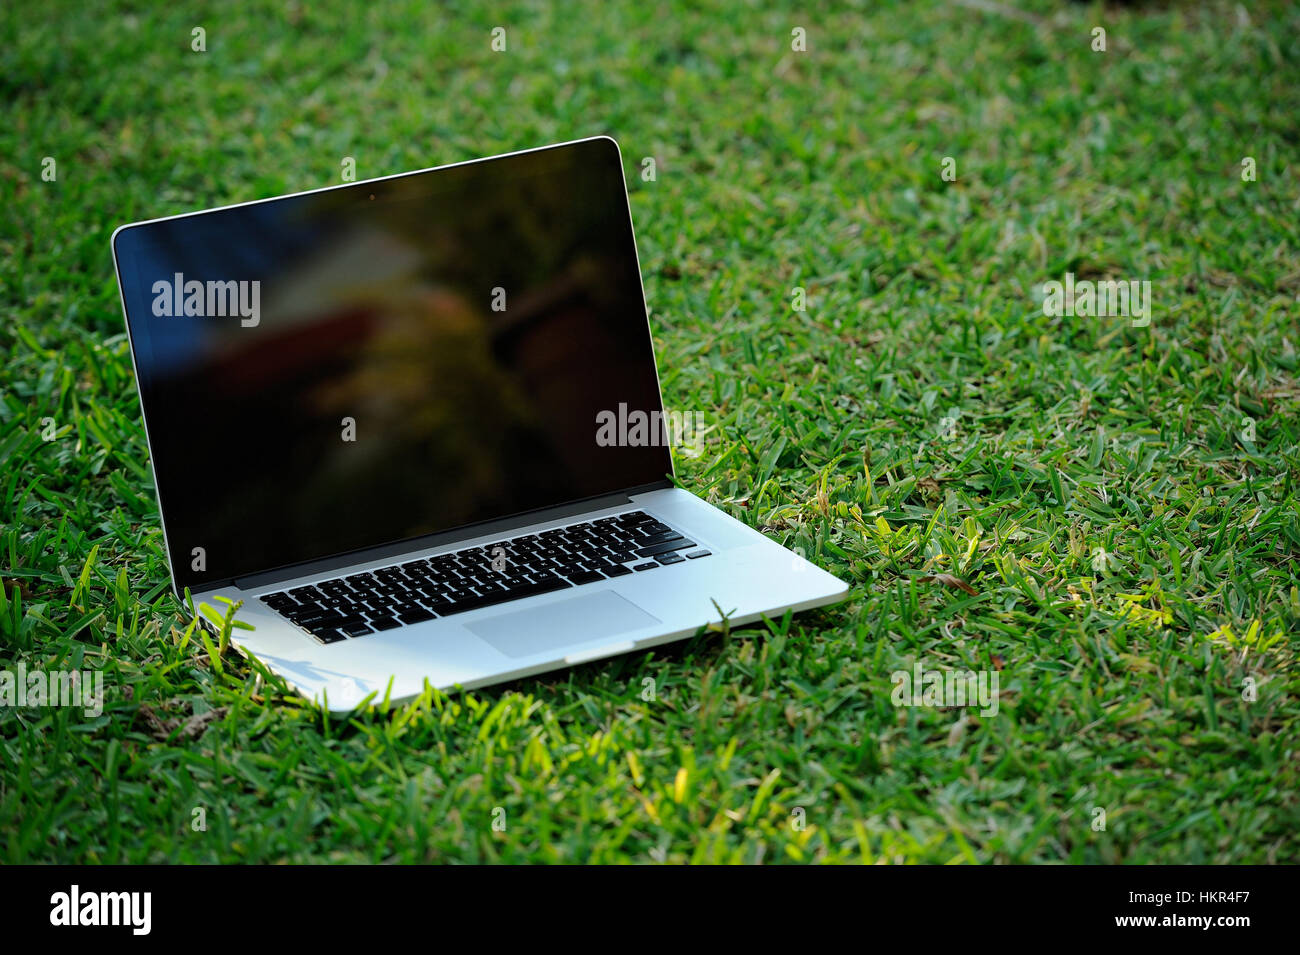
[110,136,848,711]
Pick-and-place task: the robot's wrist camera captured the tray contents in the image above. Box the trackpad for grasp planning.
[467,590,661,659]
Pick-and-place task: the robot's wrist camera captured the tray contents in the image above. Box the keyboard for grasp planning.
[258,510,711,644]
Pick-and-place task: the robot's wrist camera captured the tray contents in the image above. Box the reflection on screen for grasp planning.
[114,139,671,590]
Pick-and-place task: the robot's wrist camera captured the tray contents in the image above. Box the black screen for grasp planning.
[113,138,672,591]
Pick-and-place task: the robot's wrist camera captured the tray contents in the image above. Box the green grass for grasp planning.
[2,0,1299,863]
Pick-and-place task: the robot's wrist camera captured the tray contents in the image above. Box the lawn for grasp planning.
[1,0,1297,863]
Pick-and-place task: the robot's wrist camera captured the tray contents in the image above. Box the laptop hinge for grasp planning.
[231,480,672,592]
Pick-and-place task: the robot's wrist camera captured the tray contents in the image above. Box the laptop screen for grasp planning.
[112,138,673,592]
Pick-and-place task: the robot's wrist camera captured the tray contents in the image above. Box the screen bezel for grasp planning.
[110,136,674,596]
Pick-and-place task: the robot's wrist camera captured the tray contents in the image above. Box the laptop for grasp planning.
[110,135,848,711]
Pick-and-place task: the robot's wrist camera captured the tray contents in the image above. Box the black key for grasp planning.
[292,610,343,627]
[341,621,374,638]
[468,589,525,611]
[638,529,683,546]
[367,616,401,632]
[510,578,571,598]
[632,562,659,571]
[310,628,347,644]
[601,564,633,577]
[637,538,693,558]
[685,549,712,559]
[568,570,605,585]
[656,553,686,565]
[439,594,502,616]
[398,608,436,625]
[529,577,572,595]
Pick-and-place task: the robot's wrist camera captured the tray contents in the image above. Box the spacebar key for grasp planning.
[636,538,693,558]
[441,578,571,615]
